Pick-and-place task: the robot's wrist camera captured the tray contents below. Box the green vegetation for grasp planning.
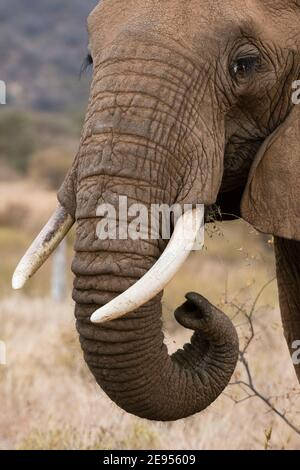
[0,109,82,187]
[0,111,36,173]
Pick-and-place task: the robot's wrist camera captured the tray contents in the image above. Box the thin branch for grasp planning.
[228,278,300,437]
[234,354,300,435]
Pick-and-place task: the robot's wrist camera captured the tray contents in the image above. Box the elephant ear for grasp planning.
[241,105,300,240]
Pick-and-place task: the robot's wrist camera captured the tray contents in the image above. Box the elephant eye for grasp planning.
[86,53,93,66]
[230,55,261,82]
[80,53,94,76]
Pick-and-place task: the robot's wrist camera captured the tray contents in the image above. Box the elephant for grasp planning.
[13,0,300,421]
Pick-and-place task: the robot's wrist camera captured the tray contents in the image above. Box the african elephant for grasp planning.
[13,0,300,421]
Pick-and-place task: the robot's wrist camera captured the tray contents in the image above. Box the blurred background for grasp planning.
[0,0,299,450]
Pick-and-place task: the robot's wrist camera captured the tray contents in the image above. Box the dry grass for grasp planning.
[0,181,300,449]
[0,292,299,450]
[0,180,58,235]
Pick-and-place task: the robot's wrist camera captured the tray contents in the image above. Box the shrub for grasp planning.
[0,111,36,173]
[28,147,73,190]
[0,202,30,228]
[0,160,20,181]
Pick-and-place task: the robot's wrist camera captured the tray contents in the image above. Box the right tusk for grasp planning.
[91,206,204,324]
[12,205,74,290]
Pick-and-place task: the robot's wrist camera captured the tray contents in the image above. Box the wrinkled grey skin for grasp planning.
[57,0,300,421]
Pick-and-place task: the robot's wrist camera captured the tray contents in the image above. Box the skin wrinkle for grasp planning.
[91,39,204,75]
[88,83,204,135]
[55,0,300,421]
[179,69,217,197]
[93,57,197,98]
[90,49,214,134]
[176,71,224,199]
[83,347,160,367]
[84,113,192,170]
[77,161,179,195]
[91,52,198,94]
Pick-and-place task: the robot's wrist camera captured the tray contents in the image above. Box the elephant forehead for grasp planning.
[87,0,238,58]
[88,0,298,61]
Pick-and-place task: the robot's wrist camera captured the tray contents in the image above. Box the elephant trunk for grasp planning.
[274,237,300,382]
[70,118,238,420]
[73,234,238,421]
[70,86,238,419]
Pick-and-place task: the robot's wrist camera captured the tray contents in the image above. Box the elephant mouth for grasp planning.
[211,184,246,223]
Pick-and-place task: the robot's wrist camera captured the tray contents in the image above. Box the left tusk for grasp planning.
[12,204,74,290]
[91,206,204,324]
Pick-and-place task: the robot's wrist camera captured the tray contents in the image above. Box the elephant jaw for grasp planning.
[12,205,204,323]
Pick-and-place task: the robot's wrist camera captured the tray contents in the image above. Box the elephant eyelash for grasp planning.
[80,54,94,76]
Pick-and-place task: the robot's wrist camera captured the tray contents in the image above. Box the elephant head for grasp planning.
[13,0,300,421]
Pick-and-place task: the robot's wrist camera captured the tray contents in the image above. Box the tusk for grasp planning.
[12,205,74,290]
[91,206,204,324]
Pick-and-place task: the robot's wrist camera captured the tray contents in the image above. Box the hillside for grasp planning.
[0,0,98,111]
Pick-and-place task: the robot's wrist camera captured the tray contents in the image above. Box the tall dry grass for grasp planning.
[0,291,299,450]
